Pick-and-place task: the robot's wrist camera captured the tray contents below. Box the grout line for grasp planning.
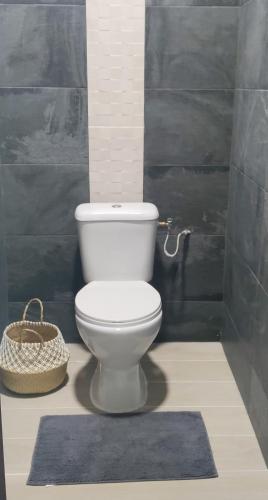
[2,404,245,410]
[0,163,89,166]
[5,469,268,478]
[143,380,233,383]
[145,88,235,92]
[1,164,88,168]
[0,4,86,8]
[147,380,238,383]
[6,234,78,237]
[3,434,255,440]
[210,434,257,437]
[0,86,87,90]
[69,360,228,363]
[69,360,228,368]
[2,406,245,411]
[235,88,268,92]
[146,5,240,9]
[2,404,245,408]
[1,380,239,388]
[144,164,230,169]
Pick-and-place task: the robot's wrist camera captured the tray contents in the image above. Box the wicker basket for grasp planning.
[0,298,70,394]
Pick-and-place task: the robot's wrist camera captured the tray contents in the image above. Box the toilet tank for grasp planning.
[75,203,159,282]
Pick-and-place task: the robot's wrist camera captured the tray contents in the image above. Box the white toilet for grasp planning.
[75,203,162,413]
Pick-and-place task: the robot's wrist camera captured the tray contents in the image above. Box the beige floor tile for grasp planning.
[66,357,233,383]
[5,472,268,500]
[1,382,88,411]
[147,381,243,406]
[210,436,266,471]
[5,433,264,476]
[142,358,233,382]
[2,408,92,439]
[2,405,254,440]
[68,343,90,362]
[4,438,34,474]
[148,342,226,361]
[195,406,255,436]
[1,379,243,410]
[67,342,226,362]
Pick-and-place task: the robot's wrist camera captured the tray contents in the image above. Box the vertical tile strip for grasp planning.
[86,0,145,202]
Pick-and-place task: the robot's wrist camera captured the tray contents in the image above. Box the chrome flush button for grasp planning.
[112,204,122,208]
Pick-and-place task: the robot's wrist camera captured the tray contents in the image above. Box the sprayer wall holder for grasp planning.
[158,218,191,258]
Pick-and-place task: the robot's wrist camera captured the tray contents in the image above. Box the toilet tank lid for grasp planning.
[75,203,159,222]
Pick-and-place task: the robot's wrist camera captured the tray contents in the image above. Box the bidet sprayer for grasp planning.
[158,218,192,258]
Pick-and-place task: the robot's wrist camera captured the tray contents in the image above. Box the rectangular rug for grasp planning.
[27,412,218,485]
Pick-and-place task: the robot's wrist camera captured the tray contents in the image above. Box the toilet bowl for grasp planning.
[75,280,162,413]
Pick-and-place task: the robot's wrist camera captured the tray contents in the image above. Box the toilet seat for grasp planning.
[75,281,162,327]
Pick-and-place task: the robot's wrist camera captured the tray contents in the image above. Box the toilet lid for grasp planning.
[75,281,162,325]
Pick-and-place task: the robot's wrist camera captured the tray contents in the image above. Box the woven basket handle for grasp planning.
[20,328,44,347]
[18,328,44,360]
[22,298,44,322]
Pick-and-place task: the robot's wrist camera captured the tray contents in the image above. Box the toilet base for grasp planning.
[90,362,147,413]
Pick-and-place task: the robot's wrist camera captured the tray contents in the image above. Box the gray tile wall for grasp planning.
[146,1,240,5]
[0,1,85,4]
[0,1,89,341]
[144,0,239,340]
[223,0,268,465]
[0,169,8,334]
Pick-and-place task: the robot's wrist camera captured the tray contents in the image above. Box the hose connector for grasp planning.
[158,217,173,229]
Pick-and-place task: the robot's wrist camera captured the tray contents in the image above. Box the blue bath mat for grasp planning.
[27,412,218,485]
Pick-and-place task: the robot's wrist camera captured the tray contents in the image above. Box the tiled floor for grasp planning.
[1,342,268,499]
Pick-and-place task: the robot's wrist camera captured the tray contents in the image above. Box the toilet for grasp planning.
[75,203,162,413]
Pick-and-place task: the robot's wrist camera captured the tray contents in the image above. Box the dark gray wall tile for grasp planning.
[231,90,268,189]
[144,90,234,167]
[146,7,238,90]
[7,236,84,302]
[8,301,80,342]
[224,0,268,468]
[227,169,268,294]
[0,170,8,332]
[257,191,268,293]
[146,1,239,5]
[2,164,89,236]
[224,240,258,360]
[236,0,268,89]
[157,300,223,342]
[0,88,88,164]
[248,369,268,464]
[227,166,264,277]
[0,1,85,4]
[222,307,252,406]
[252,283,268,399]
[0,5,86,88]
[224,303,268,465]
[144,166,229,234]
[153,234,224,301]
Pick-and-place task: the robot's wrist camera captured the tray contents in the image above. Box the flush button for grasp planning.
[112,204,122,208]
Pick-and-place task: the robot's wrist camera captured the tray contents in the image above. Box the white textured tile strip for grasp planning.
[86,0,145,201]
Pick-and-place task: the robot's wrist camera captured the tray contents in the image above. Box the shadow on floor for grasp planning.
[73,352,168,414]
